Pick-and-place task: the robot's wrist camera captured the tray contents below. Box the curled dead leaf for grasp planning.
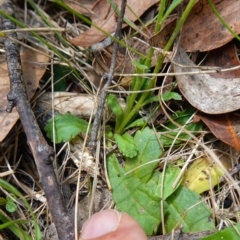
[173,46,240,114]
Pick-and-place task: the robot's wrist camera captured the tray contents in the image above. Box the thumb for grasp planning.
[79,210,148,240]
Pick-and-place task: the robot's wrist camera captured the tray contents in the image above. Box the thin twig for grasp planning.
[114,65,240,77]
[87,0,128,153]
[1,1,74,239]
[2,27,66,33]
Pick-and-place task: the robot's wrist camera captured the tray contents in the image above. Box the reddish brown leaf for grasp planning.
[197,112,240,151]
[65,0,159,47]
[181,0,240,52]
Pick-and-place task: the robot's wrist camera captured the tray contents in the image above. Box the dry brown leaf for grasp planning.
[149,17,177,49]
[198,41,240,79]
[197,112,240,151]
[93,44,135,75]
[181,0,240,52]
[65,0,159,47]
[0,47,49,142]
[173,46,240,114]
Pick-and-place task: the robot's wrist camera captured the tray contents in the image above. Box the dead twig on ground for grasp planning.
[1,0,74,239]
[87,0,127,154]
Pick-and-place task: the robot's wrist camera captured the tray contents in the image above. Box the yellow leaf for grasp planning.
[0,31,5,37]
[183,156,230,194]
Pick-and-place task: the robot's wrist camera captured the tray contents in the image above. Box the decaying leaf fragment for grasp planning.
[70,136,99,177]
[173,46,240,114]
[0,47,49,142]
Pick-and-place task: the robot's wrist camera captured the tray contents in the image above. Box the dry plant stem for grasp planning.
[1,1,74,239]
[87,0,127,152]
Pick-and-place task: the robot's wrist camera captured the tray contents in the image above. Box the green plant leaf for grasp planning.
[162,91,182,101]
[162,0,183,23]
[164,186,215,233]
[107,153,161,235]
[147,164,181,200]
[159,110,203,147]
[125,118,146,129]
[44,113,89,143]
[6,201,17,213]
[143,92,182,105]
[125,127,162,183]
[107,94,123,117]
[114,133,137,158]
[0,179,41,239]
[201,223,240,240]
[108,154,181,235]
[0,209,32,239]
[132,60,149,70]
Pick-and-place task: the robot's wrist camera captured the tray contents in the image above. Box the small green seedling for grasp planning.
[0,194,17,213]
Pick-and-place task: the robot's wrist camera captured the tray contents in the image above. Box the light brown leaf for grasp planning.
[173,46,240,114]
[0,47,49,142]
[37,92,126,120]
[181,0,240,52]
[65,0,159,47]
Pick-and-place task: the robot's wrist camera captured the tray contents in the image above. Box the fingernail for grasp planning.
[81,210,122,239]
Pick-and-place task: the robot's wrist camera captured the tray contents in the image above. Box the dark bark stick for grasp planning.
[87,0,127,153]
[1,1,74,239]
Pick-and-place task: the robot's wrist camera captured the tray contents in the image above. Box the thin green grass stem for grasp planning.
[121,0,167,129]
[144,0,198,90]
[0,179,40,239]
[123,73,144,122]
[154,0,167,33]
[207,0,240,41]
[116,0,197,134]
[155,0,197,73]
[27,0,71,47]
